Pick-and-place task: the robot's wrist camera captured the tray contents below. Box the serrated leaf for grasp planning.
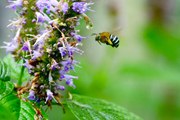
[3,54,30,82]
[0,80,48,120]
[0,61,10,81]
[0,93,48,120]
[0,93,36,120]
[67,94,142,120]
[0,81,14,100]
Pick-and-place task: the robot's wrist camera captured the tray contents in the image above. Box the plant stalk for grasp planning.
[17,65,25,86]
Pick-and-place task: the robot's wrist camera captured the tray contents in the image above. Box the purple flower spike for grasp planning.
[62,2,68,14]
[28,90,36,100]
[5,0,94,104]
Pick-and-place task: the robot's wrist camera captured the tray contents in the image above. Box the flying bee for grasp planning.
[93,32,119,48]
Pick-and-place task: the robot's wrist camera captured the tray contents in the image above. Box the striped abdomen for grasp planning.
[110,34,119,48]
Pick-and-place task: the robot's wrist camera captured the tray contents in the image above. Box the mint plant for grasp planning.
[0,0,142,119]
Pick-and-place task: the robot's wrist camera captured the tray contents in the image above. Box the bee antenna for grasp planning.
[85,33,97,39]
[91,33,97,36]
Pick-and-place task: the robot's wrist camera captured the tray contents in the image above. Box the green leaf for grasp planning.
[0,80,48,120]
[0,93,36,120]
[67,94,142,120]
[0,61,10,82]
[0,81,14,100]
[0,81,15,119]
[0,103,16,120]
[3,54,30,82]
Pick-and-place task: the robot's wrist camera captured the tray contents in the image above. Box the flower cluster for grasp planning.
[4,0,93,105]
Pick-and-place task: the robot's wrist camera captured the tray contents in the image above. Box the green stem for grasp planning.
[17,65,25,86]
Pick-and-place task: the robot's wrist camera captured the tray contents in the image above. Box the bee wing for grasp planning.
[110,27,123,34]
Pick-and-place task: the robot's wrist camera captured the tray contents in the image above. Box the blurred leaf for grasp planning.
[47,105,76,120]
[3,54,30,82]
[67,94,142,120]
[144,24,180,64]
[0,61,10,82]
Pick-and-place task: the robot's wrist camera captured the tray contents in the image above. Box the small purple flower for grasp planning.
[28,90,36,100]
[59,40,84,57]
[36,0,59,14]
[66,79,75,87]
[23,60,34,73]
[60,74,77,88]
[74,34,85,42]
[49,0,59,6]
[36,12,51,23]
[7,0,23,10]
[60,58,79,73]
[1,27,21,52]
[56,85,65,91]
[7,18,25,29]
[45,89,54,103]
[22,41,31,52]
[62,2,68,14]
[32,50,42,60]
[71,32,86,42]
[50,59,59,70]
[33,30,50,49]
[66,44,84,56]
[72,2,93,14]
[36,12,45,23]
[36,1,51,13]
[1,41,18,52]
[58,47,67,58]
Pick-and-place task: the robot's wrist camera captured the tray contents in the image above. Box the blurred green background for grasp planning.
[1,0,180,120]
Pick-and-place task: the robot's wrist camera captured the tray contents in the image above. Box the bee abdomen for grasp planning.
[110,34,119,48]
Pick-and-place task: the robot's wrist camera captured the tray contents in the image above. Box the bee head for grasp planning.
[95,34,101,41]
[91,33,101,42]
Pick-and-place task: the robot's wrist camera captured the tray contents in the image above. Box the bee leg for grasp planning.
[98,41,101,45]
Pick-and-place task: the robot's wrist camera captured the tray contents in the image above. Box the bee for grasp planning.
[93,32,119,48]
